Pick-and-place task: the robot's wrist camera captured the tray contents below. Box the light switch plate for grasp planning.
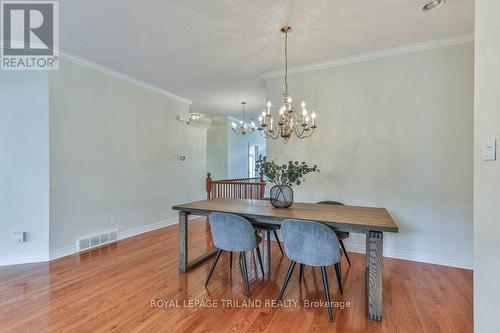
[483,138,497,161]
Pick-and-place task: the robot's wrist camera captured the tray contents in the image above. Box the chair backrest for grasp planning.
[281,219,341,266]
[208,212,258,252]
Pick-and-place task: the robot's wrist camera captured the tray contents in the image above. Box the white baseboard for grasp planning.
[48,216,202,261]
[118,217,179,241]
[343,242,473,270]
[0,253,49,266]
[49,246,77,261]
[0,217,188,266]
[2,218,472,270]
[50,216,199,261]
[267,233,472,270]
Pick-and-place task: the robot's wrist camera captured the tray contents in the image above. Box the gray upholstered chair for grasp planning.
[277,219,343,322]
[316,201,351,266]
[251,198,284,273]
[205,212,265,297]
[296,201,349,287]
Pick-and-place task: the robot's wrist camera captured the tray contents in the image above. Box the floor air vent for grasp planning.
[77,229,119,251]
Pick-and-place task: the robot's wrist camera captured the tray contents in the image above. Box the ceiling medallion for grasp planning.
[258,26,317,143]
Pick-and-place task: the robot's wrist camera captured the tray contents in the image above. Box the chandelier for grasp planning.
[232,102,256,135]
[258,26,317,142]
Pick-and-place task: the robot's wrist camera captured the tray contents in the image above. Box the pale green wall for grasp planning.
[48,59,207,251]
[474,1,500,330]
[265,43,474,268]
[207,116,266,180]
[227,117,266,179]
[207,116,228,179]
[0,71,50,264]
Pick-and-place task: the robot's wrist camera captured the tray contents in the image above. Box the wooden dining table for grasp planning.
[172,198,398,321]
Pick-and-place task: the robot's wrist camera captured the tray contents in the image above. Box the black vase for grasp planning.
[270,185,294,208]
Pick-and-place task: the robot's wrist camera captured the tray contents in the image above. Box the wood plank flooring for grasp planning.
[0,218,473,332]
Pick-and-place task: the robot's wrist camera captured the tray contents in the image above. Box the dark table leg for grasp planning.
[179,210,217,272]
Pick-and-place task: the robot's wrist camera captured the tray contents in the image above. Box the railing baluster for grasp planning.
[205,174,266,200]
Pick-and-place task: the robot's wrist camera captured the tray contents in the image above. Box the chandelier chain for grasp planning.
[284,30,288,96]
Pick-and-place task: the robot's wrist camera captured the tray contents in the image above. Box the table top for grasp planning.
[173,198,398,233]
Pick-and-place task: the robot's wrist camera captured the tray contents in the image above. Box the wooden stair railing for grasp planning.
[206,173,266,200]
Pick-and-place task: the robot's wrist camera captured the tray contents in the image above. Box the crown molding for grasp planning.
[261,34,475,79]
[186,121,210,130]
[1,39,193,104]
[59,50,193,104]
[175,114,211,130]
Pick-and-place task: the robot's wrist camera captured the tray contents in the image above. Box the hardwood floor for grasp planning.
[0,218,472,332]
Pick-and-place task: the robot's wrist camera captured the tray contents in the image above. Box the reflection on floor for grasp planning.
[0,218,472,332]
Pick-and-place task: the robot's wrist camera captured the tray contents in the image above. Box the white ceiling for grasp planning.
[59,0,474,117]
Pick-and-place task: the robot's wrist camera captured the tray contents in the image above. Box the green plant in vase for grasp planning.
[256,155,319,208]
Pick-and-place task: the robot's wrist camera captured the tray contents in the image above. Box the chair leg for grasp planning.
[255,247,265,277]
[241,251,251,297]
[266,231,271,268]
[339,239,351,266]
[205,249,223,287]
[320,266,334,322]
[272,230,284,255]
[229,252,233,273]
[299,263,305,283]
[277,261,296,301]
[334,262,343,294]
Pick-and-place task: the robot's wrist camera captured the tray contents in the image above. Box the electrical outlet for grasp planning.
[110,216,117,225]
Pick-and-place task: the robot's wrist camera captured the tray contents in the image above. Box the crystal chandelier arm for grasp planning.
[267,126,281,139]
[259,124,280,139]
[294,125,315,139]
